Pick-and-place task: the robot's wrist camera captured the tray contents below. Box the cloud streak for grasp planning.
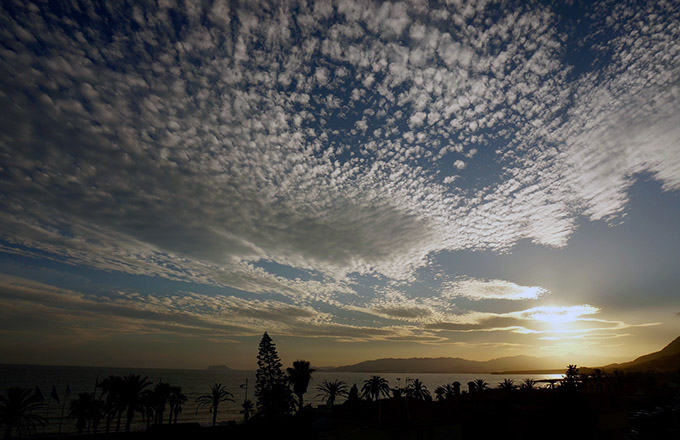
[442,278,548,301]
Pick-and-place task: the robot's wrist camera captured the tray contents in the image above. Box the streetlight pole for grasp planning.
[240,378,248,402]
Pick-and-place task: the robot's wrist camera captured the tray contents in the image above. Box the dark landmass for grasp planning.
[206,364,233,372]
[331,354,561,373]
[331,336,680,375]
[310,365,337,371]
[597,336,680,372]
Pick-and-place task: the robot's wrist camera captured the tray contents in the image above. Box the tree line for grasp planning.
[0,330,649,438]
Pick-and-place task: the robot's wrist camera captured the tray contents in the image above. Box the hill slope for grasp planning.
[603,336,680,372]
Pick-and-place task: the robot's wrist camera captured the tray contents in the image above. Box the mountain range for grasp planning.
[598,336,680,372]
[327,336,680,374]
[329,355,561,374]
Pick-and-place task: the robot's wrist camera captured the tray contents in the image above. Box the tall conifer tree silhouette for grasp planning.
[255,332,291,418]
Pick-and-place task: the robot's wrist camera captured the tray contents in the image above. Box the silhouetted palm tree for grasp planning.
[434,383,457,401]
[520,378,537,390]
[473,379,488,392]
[498,378,517,392]
[69,392,102,435]
[195,383,234,427]
[69,393,89,435]
[286,360,315,413]
[151,382,172,425]
[361,376,391,401]
[140,391,155,429]
[98,375,123,434]
[240,400,253,423]
[167,387,186,424]
[120,374,151,433]
[316,380,348,408]
[406,379,431,401]
[1,387,47,439]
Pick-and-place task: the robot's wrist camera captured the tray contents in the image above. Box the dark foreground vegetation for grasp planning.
[2,333,679,439]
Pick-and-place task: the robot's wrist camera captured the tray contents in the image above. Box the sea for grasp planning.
[0,364,562,434]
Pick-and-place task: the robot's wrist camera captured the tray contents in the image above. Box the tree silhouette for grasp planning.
[316,380,348,408]
[150,382,172,425]
[562,364,580,390]
[473,379,488,392]
[361,376,391,401]
[434,383,457,401]
[195,383,234,427]
[286,360,315,413]
[406,378,431,401]
[0,387,47,439]
[498,378,517,392]
[140,391,155,429]
[69,392,103,435]
[98,375,123,433]
[346,384,360,406]
[591,369,604,393]
[255,332,292,418]
[167,386,186,424]
[120,374,151,433]
[240,400,253,423]
[520,378,537,390]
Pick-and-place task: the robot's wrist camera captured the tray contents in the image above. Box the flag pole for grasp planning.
[43,396,51,433]
[58,384,69,434]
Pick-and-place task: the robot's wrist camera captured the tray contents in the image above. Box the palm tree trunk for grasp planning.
[116,410,122,433]
[125,407,134,432]
[212,407,217,427]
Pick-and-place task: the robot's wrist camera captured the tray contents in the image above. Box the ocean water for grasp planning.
[0,364,562,434]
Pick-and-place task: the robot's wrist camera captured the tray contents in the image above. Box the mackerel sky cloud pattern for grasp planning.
[0,0,679,365]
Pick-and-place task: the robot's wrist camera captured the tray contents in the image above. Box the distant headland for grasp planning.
[206,364,233,372]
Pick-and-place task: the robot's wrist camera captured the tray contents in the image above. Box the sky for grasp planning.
[0,0,679,370]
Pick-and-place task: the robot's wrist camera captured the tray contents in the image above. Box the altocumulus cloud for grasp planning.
[0,0,677,344]
[442,278,548,301]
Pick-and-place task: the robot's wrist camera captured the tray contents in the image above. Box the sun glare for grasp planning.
[522,305,601,327]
